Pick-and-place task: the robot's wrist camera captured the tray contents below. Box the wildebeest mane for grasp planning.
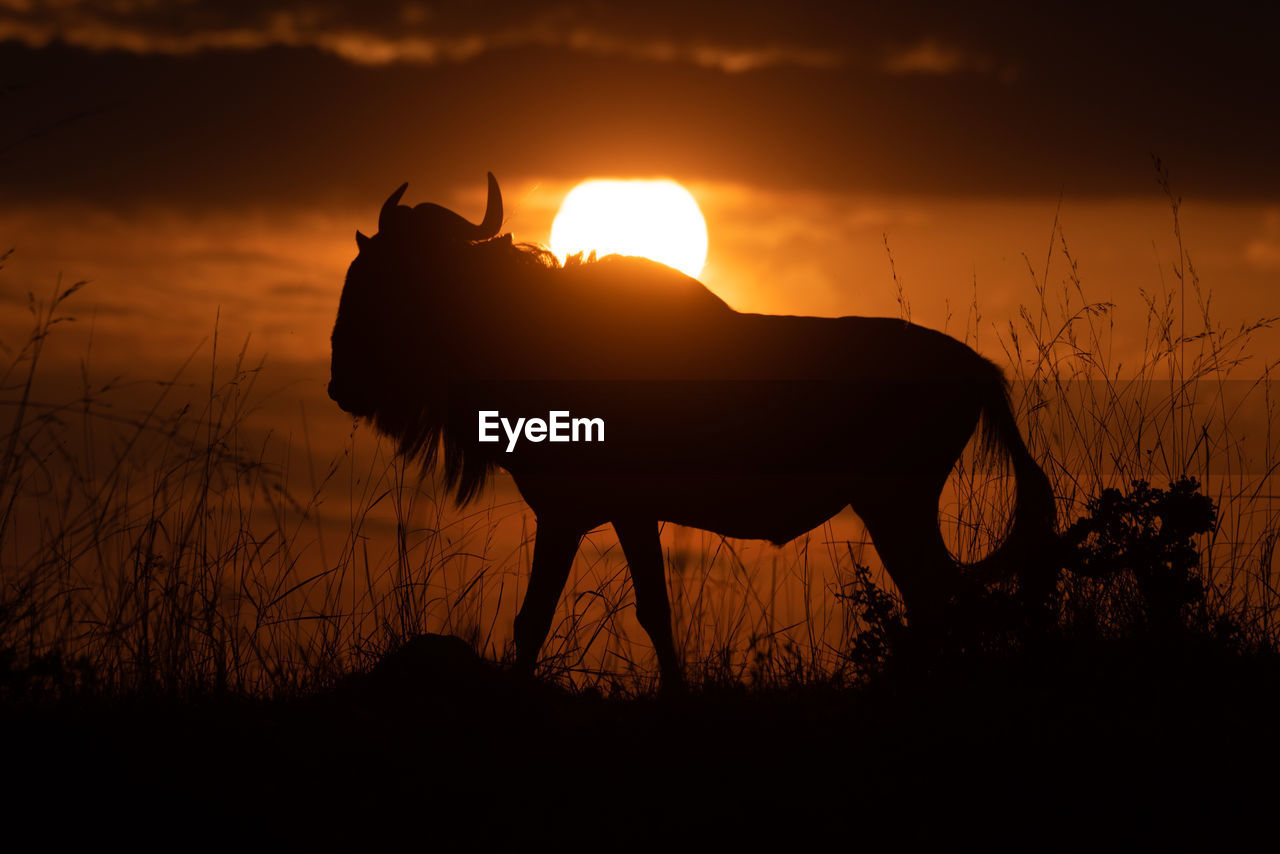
[368,235,566,505]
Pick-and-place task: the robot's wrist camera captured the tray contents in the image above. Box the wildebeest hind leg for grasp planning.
[614,519,684,687]
[513,520,584,677]
[857,493,963,627]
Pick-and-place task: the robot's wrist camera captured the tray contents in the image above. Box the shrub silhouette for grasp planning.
[837,559,909,678]
[839,478,1236,674]
[1063,477,1219,638]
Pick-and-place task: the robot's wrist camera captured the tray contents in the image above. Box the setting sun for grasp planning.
[549,179,708,277]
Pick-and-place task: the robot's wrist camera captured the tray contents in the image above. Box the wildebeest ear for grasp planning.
[380,183,409,232]
[356,230,371,251]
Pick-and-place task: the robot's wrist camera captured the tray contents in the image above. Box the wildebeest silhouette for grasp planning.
[329,174,1058,685]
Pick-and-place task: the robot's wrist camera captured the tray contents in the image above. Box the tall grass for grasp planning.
[944,160,1280,646]
[0,264,523,696]
[3,167,1278,699]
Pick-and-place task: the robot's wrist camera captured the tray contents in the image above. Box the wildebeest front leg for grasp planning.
[514,520,583,677]
[614,519,684,687]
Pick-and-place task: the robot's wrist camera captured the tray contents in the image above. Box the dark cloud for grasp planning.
[0,0,849,71]
[2,1,1277,207]
[5,1,1269,85]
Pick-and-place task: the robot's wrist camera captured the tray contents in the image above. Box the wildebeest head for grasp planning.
[328,173,504,421]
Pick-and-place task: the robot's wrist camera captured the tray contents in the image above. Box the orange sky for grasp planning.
[4,186,1276,366]
[5,3,1276,368]
[4,4,1278,509]
[4,2,1278,675]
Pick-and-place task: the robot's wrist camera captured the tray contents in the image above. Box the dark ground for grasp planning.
[7,633,1280,849]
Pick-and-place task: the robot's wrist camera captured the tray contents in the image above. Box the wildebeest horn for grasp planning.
[380,175,504,241]
[379,183,409,233]
[414,173,504,240]
[475,172,503,239]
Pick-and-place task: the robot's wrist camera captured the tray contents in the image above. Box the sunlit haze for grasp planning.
[550,179,709,277]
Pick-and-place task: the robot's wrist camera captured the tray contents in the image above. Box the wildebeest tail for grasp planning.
[963,362,1059,601]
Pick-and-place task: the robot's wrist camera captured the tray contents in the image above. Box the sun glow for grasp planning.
[549,179,708,278]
